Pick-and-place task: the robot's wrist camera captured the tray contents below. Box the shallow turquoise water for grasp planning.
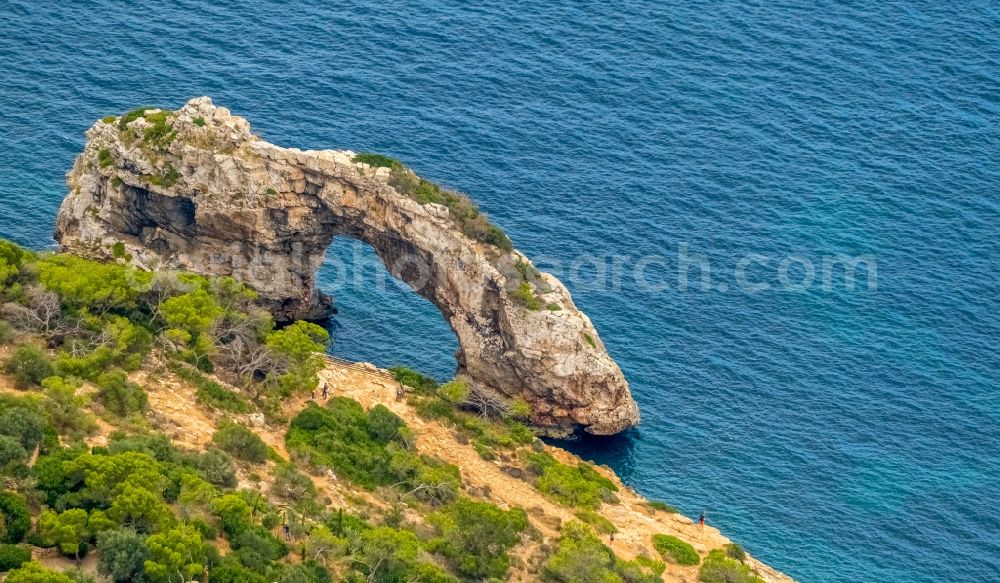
[2,2,999,581]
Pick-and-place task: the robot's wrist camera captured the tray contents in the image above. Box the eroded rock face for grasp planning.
[54,97,640,435]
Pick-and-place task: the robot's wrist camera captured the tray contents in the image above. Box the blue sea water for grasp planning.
[2,1,999,581]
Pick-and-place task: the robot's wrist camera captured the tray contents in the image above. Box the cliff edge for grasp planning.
[54,97,640,436]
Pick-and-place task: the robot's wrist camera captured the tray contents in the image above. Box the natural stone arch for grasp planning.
[55,97,639,435]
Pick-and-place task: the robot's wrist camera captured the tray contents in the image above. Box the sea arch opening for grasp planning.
[315,237,459,382]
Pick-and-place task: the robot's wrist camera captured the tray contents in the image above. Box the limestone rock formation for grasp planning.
[54,97,640,435]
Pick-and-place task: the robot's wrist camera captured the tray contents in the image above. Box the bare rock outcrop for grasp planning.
[54,97,640,435]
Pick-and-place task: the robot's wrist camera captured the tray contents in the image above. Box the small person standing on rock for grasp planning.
[320,377,329,400]
[699,511,707,529]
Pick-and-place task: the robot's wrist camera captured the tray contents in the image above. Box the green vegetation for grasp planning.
[118,107,155,129]
[212,421,267,463]
[192,116,206,127]
[98,148,114,168]
[582,332,597,348]
[525,452,618,509]
[575,509,617,534]
[352,152,513,251]
[0,236,719,583]
[169,363,252,413]
[511,282,541,310]
[147,163,180,187]
[0,543,31,571]
[141,111,177,148]
[96,371,148,417]
[286,398,460,503]
[351,153,403,170]
[4,345,54,388]
[101,115,117,124]
[390,366,439,394]
[645,499,681,514]
[543,521,661,583]
[652,533,699,565]
[0,492,31,543]
[428,498,527,579]
[698,549,764,583]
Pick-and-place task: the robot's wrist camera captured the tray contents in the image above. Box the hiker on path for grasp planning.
[699,511,706,529]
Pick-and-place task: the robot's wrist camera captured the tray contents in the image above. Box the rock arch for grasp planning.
[54,97,639,435]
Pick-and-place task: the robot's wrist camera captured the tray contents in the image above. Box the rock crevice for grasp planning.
[55,97,640,435]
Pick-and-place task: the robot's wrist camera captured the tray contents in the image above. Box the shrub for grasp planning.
[543,521,657,583]
[98,149,114,168]
[389,367,438,394]
[193,116,206,127]
[212,421,267,463]
[526,453,618,509]
[141,111,176,147]
[96,528,148,583]
[5,562,76,583]
[96,371,148,416]
[0,406,46,452]
[0,492,30,544]
[0,435,28,467]
[4,345,54,388]
[147,163,180,187]
[652,534,699,565]
[352,153,403,170]
[108,432,177,463]
[287,400,459,501]
[646,500,680,514]
[386,163,513,251]
[189,448,236,487]
[575,509,616,534]
[698,549,764,583]
[436,380,469,404]
[0,320,13,344]
[724,543,747,562]
[0,544,30,571]
[428,498,527,579]
[271,464,316,502]
[286,399,402,488]
[119,107,152,129]
[511,282,541,310]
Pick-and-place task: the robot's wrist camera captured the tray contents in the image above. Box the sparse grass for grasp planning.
[148,163,180,187]
[652,534,699,565]
[111,176,124,189]
[193,116,206,127]
[142,111,177,147]
[101,115,117,124]
[546,302,561,311]
[583,332,596,348]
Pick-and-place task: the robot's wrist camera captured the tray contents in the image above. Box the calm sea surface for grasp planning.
[2,2,999,581]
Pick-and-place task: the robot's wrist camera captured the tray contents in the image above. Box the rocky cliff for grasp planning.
[54,97,640,436]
